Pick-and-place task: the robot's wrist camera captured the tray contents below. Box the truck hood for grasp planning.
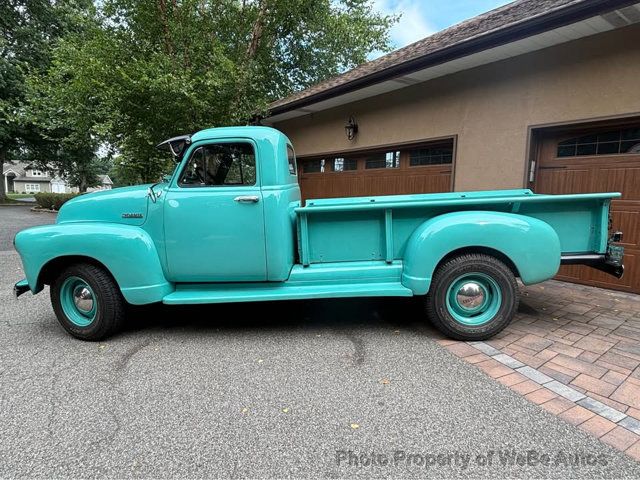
[56,185,152,226]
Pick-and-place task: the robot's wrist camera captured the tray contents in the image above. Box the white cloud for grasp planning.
[373,0,436,49]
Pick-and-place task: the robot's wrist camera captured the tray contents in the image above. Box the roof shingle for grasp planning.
[268,0,602,113]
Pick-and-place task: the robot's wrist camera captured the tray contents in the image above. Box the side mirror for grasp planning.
[156,134,192,161]
[162,174,172,183]
[147,182,164,203]
[147,186,158,203]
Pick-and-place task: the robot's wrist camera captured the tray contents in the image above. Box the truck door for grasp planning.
[163,139,267,282]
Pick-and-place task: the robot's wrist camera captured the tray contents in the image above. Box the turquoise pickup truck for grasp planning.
[14,127,624,341]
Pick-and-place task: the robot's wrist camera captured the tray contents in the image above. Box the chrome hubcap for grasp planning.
[73,286,94,313]
[455,282,486,311]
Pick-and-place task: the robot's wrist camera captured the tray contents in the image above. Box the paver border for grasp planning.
[441,339,640,460]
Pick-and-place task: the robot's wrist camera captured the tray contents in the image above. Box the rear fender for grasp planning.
[14,223,173,304]
[401,211,561,295]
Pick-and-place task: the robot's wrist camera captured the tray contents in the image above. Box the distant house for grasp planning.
[2,162,113,194]
[86,175,114,193]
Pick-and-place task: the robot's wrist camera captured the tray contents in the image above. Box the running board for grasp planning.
[162,282,413,305]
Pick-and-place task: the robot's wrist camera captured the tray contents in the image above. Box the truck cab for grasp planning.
[158,127,301,283]
[13,127,624,342]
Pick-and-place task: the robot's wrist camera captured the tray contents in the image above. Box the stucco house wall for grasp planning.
[273,24,640,191]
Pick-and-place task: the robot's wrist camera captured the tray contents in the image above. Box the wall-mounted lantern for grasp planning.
[345,116,358,141]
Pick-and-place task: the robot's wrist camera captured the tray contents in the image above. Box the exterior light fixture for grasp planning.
[345,116,358,141]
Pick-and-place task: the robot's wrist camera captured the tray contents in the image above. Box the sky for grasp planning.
[371,0,513,55]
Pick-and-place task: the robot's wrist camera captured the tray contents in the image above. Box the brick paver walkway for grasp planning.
[438,280,640,461]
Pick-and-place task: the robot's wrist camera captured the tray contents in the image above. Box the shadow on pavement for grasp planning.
[120,291,543,338]
[123,296,427,337]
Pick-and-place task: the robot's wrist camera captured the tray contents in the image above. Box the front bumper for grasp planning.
[14,279,30,298]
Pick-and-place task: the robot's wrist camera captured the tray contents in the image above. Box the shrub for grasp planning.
[34,192,81,211]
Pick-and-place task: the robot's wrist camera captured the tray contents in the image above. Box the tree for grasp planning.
[66,156,102,192]
[0,0,94,201]
[26,0,396,185]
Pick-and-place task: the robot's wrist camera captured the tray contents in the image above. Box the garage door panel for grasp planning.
[536,168,592,195]
[406,172,452,193]
[597,167,640,200]
[555,264,586,282]
[298,140,454,202]
[610,207,640,248]
[328,175,361,197]
[536,125,640,294]
[299,167,452,200]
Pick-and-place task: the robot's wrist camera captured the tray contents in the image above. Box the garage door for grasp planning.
[534,123,640,293]
[298,139,454,202]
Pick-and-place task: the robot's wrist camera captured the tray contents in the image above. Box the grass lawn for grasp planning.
[7,193,35,199]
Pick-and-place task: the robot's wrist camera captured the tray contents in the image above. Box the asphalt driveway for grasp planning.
[1,206,639,478]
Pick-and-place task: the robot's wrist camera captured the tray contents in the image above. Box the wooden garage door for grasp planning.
[298,139,454,202]
[534,124,640,293]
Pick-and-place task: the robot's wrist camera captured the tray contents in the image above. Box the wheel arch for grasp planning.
[401,211,561,295]
[435,246,520,280]
[14,223,174,304]
[38,255,115,289]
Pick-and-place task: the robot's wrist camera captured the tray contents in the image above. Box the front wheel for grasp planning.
[51,263,126,341]
[425,253,519,340]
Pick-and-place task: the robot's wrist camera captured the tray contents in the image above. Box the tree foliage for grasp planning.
[26,0,396,184]
[1,0,101,194]
[1,1,93,197]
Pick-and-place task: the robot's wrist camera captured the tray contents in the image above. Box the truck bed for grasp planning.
[296,189,619,266]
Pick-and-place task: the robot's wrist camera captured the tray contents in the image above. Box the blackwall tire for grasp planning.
[425,253,519,341]
[50,263,126,341]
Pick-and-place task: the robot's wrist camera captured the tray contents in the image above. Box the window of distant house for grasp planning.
[409,144,454,166]
[303,159,325,173]
[557,127,640,157]
[365,151,400,169]
[25,184,41,192]
[333,157,357,172]
[31,170,43,176]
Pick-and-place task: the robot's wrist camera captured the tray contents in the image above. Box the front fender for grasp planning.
[401,211,561,295]
[14,223,173,305]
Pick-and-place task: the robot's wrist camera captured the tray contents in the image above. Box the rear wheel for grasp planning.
[51,263,126,341]
[425,253,519,340]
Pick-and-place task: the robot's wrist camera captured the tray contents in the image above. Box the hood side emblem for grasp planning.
[122,213,144,219]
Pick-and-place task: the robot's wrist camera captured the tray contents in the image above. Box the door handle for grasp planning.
[234,195,260,203]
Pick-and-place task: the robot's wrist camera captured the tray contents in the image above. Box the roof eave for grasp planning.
[267,0,637,117]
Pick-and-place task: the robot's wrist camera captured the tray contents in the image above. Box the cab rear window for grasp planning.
[287,145,297,175]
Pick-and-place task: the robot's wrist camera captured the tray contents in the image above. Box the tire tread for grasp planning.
[51,263,126,341]
[425,253,519,341]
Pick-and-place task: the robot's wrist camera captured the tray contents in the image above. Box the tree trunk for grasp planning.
[246,1,268,59]
[157,0,175,57]
[0,148,7,203]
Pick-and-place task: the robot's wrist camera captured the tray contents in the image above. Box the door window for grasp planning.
[179,143,256,187]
